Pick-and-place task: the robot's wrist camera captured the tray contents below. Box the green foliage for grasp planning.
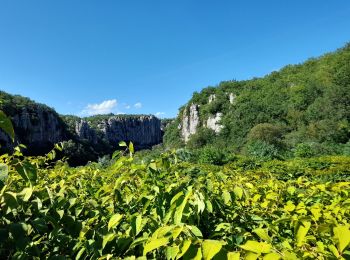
[247,123,285,147]
[245,140,281,160]
[186,128,216,149]
[164,43,350,157]
[163,118,183,148]
[196,146,230,165]
[0,110,14,142]
[1,149,350,259]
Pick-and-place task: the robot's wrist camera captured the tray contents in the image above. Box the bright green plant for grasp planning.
[1,145,350,259]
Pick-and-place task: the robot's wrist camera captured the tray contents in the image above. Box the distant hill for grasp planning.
[0,91,163,165]
[164,43,350,158]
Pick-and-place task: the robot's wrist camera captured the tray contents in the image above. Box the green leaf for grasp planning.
[328,244,340,258]
[76,247,86,260]
[0,111,14,141]
[245,252,259,260]
[176,240,192,259]
[240,240,271,254]
[4,191,18,209]
[15,161,37,185]
[102,233,116,249]
[183,245,202,260]
[222,190,231,205]
[296,220,311,247]
[108,213,123,231]
[282,251,298,260]
[187,225,202,238]
[20,187,33,202]
[132,215,143,236]
[227,252,240,260]
[129,142,134,154]
[284,201,295,212]
[143,237,169,255]
[119,141,127,147]
[333,225,350,253]
[166,246,179,260]
[253,228,271,242]
[233,186,243,199]
[201,240,222,260]
[174,187,192,224]
[0,164,8,186]
[171,225,184,239]
[32,218,48,233]
[263,252,281,260]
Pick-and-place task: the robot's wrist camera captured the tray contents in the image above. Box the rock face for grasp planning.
[206,113,223,133]
[0,92,163,157]
[0,107,68,154]
[229,93,236,104]
[75,120,97,144]
[208,94,216,103]
[95,115,162,149]
[181,104,200,142]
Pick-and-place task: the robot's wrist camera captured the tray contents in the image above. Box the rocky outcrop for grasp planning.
[208,94,216,103]
[97,115,162,149]
[206,113,223,133]
[0,106,68,154]
[229,93,236,104]
[75,120,97,144]
[181,104,200,142]
[0,91,164,158]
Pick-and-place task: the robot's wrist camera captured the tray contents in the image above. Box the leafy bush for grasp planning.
[186,128,216,149]
[1,149,350,259]
[247,123,285,148]
[294,142,343,158]
[196,146,228,165]
[245,140,282,160]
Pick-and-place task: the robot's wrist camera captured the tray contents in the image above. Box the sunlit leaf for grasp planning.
[108,213,123,231]
[201,240,222,260]
[143,237,169,255]
[240,240,271,254]
[333,225,350,253]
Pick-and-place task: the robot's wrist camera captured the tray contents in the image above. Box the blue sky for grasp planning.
[0,0,350,118]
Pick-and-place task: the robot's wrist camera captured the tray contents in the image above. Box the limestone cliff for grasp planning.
[0,100,69,154]
[74,115,162,149]
[181,104,200,142]
[0,91,163,160]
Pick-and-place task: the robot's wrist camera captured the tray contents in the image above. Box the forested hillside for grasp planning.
[164,43,350,160]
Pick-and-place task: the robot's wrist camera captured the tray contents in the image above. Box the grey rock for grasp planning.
[208,94,216,103]
[181,104,200,142]
[206,113,223,133]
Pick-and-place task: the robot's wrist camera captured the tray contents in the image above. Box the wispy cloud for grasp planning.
[134,102,142,109]
[125,104,131,109]
[155,112,166,117]
[81,99,117,116]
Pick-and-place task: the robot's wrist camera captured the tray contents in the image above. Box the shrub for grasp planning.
[187,128,216,149]
[245,140,281,160]
[247,123,285,147]
[197,146,228,165]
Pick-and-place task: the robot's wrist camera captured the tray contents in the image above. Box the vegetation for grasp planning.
[164,43,350,159]
[1,144,350,259]
[1,42,350,259]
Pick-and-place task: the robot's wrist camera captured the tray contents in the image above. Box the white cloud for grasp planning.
[155,112,166,117]
[81,99,117,116]
[134,102,142,109]
[125,105,131,109]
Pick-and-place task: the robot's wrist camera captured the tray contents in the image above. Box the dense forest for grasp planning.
[164,43,350,163]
